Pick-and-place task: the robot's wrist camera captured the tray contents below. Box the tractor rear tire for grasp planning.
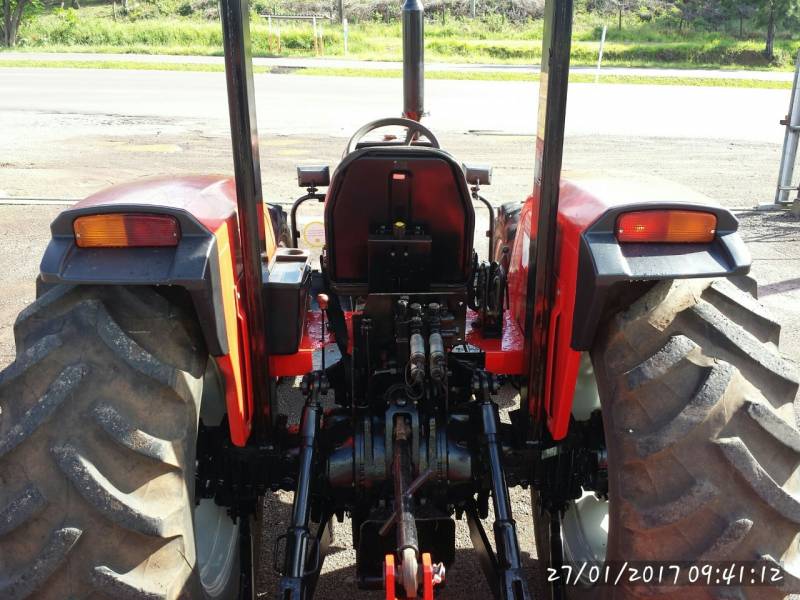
[0,285,241,599]
[535,278,800,599]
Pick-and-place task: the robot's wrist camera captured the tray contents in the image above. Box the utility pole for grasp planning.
[470,0,475,18]
[337,0,343,23]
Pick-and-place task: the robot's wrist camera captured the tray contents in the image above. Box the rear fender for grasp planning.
[38,176,278,446]
[508,178,751,440]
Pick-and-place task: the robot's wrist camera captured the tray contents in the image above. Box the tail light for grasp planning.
[616,210,717,243]
[73,213,180,248]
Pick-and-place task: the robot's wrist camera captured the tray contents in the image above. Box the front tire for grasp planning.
[0,285,241,599]
[535,278,800,599]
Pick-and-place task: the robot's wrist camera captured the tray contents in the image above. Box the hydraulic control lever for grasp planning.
[408,305,426,386]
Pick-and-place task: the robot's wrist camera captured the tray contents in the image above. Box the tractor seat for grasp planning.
[324,146,475,295]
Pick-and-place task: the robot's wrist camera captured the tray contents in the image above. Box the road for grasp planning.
[0,67,791,144]
[2,51,796,81]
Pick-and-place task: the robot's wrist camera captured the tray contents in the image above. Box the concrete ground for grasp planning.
[1,71,799,598]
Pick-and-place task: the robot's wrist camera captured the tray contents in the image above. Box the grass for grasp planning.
[7,7,800,70]
[300,67,794,88]
[0,58,792,89]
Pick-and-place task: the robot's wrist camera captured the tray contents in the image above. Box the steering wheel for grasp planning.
[345,117,440,155]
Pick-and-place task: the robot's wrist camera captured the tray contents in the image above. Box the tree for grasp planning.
[722,0,800,60]
[2,0,33,46]
[670,0,725,32]
[587,0,641,30]
[720,0,756,37]
[750,0,800,60]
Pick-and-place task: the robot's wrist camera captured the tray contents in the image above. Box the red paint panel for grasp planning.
[465,309,524,374]
[72,176,284,447]
[272,309,525,377]
[270,311,353,377]
[74,175,238,232]
[506,180,612,440]
[213,218,253,446]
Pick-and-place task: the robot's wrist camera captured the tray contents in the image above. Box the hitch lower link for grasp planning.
[466,371,531,600]
[275,371,332,600]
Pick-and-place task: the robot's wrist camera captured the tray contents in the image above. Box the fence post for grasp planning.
[313,16,319,55]
[343,17,349,55]
[595,24,607,83]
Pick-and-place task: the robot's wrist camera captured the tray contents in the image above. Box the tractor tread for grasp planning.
[0,527,82,600]
[687,299,798,396]
[744,397,800,451]
[582,278,800,599]
[0,363,88,458]
[704,279,782,345]
[0,484,46,537]
[94,302,180,390]
[12,284,76,347]
[632,478,718,530]
[0,284,216,598]
[624,334,699,391]
[634,362,734,457]
[52,442,183,538]
[92,564,181,600]
[698,518,753,561]
[0,334,62,386]
[715,436,800,524]
[93,402,181,468]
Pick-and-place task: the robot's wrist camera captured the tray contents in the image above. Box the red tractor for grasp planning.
[1,0,797,599]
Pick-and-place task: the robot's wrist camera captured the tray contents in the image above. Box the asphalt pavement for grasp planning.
[0,67,791,142]
[1,67,800,599]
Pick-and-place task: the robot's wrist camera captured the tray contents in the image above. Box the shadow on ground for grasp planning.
[253,490,546,599]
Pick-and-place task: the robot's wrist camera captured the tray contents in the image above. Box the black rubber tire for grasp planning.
[534,278,800,600]
[0,285,240,599]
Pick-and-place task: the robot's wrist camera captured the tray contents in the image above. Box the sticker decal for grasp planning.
[303,221,326,248]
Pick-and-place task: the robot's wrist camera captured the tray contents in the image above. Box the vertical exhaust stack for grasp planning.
[402,0,424,121]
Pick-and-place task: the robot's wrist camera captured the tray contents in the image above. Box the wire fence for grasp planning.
[253,0,544,23]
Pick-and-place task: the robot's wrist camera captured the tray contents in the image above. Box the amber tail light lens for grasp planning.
[74,214,180,248]
[616,210,717,243]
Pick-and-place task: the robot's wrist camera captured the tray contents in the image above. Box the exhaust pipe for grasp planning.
[402,0,424,121]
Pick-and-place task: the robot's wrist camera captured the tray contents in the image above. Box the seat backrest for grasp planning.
[324,147,474,293]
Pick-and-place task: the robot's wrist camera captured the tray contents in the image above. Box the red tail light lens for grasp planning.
[74,214,180,248]
[616,210,717,243]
